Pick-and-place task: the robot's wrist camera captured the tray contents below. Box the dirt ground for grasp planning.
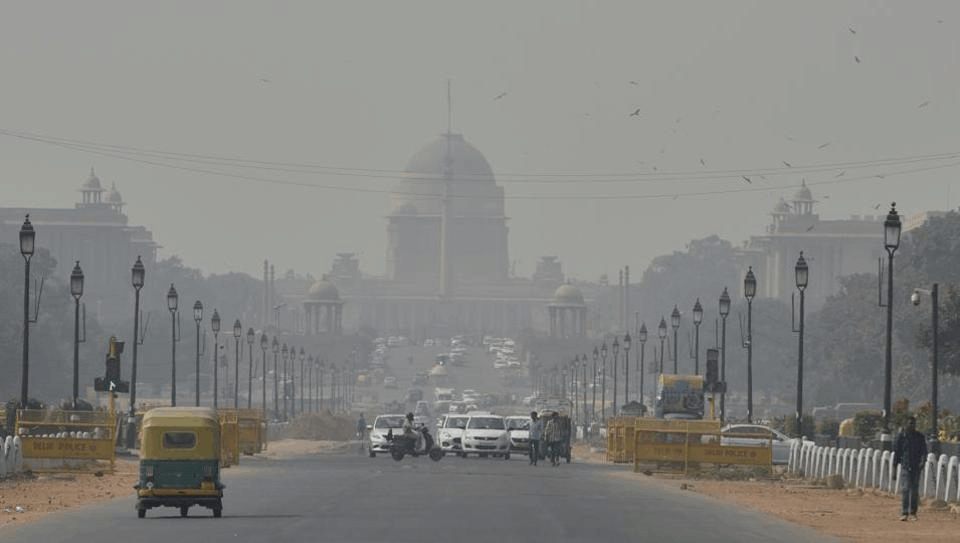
[2,440,958,542]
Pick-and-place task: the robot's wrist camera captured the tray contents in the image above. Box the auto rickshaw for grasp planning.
[135,407,224,518]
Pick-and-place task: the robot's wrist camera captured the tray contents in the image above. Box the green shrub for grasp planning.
[816,419,840,441]
[852,411,883,442]
[783,413,816,438]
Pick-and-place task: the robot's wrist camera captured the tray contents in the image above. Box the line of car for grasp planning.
[369,412,530,459]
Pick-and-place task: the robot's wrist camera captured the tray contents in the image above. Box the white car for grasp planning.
[436,414,470,455]
[504,416,531,454]
[368,414,407,457]
[719,424,799,465]
[461,413,510,459]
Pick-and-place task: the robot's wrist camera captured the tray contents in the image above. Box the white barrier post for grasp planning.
[945,456,959,502]
[12,436,22,474]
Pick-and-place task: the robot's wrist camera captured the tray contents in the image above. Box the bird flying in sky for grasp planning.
[782,160,792,167]
[818,142,831,149]
[917,100,930,108]
[629,108,641,117]
[493,92,507,101]
[742,175,752,184]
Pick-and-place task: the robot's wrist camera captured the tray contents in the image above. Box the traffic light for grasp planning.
[94,336,130,393]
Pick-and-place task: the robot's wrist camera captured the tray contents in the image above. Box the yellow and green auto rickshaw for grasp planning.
[135,407,224,518]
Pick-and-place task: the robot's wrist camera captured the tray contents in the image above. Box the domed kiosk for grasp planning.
[303,279,344,335]
[386,132,509,290]
[548,284,586,338]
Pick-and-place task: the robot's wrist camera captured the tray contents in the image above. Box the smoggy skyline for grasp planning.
[2,1,958,282]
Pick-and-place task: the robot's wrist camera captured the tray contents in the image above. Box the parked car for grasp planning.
[368,414,407,457]
[383,376,398,389]
[461,412,510,459]
[504,416,531,454]
[436,414,470,455]
[719,424,798,465]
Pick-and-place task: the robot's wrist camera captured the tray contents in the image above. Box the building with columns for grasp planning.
[548,284,587,338]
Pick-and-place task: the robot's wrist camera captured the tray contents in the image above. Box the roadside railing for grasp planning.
[788,441,960,502]
[0,436,24,478]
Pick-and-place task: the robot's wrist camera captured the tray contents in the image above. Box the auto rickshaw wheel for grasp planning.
[504,452,511,460]
[369,450,376,458]
[137,508,146,519]
[181,506,189,517]
[213,508,222,518]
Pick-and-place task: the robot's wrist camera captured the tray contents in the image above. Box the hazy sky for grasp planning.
[2,1,958,282]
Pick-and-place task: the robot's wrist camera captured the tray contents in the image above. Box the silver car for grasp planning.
[719,424,799,465]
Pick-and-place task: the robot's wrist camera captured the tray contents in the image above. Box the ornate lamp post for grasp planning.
[282,343,289,421]
[718,287,731,423]
[319,359,326,411]
[611,337,619,417]
[671,306,681,374]
[167,284,179,406]
[794,252,809,437]
[300,348,306,415]
[591,346,598,424]
[657,317,667,373]
[911,285,940,455]
[271,337,279,419]
[622,333,631,410]
[637,324,647,409]
[70,262,84,409]
[600,341,608,423]
[246,327,255,409]
[211,310,221,408]
[128,257,145,448]
[692,298,703,374]
[193,300,203,406]
[232,320,241,409]
[260,333,268,413]
[19,215,35,408]
[307,354,314,413]
[744,267,757,423]
[882,203,901,447]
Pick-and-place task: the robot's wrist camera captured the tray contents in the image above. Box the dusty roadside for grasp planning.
[572,444,959,543]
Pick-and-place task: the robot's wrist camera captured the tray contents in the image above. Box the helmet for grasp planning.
[406,412,414,420]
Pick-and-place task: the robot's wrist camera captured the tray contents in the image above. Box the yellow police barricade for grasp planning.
[217,409,240,467]
[632,418,771,474]
[237,408,263,455]
[16,408,116,473]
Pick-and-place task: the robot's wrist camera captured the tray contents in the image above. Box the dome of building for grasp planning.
[553,284,585,305]
[773,197,791,214]
[307,280,340,301]
[389,132,503,217]
[794,180,813,201]
[108,183,123,203]
[82,167,103,190]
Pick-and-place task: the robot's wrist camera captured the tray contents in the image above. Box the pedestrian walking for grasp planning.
[894,416,928,521]
[528,411,542,466]
[544,412,561,466]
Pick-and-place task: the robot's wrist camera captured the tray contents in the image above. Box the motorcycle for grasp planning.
[387,426,444,461]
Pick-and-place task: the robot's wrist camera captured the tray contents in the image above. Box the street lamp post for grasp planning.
[260,333,268,414]
[637,324,647,409]
[246,328,255,409]
[623,334,631,411]
[744,267,757,423]
[658,317,667,374]
[211,310,221,408]
[300,348,306,415]
[882,203,901,448]
[307,355,314,413]
[128,257,145,449]
[911,284,940,455]
[600,342,608,423]
[671,306,680,374]
[70,262,84,409]
[319,359,325,411]
[591,347,598,424]
[718,287,731,423]
[167,284,179,407]
[193,301,203,406]
[795,252,809,438]
[271,337,279,420]
[232,320,241,409]
[282,343,289,421]
[612,338,619,418]
[692,299,703,375]
[19,215,35,408]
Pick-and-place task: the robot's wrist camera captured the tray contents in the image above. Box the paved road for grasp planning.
[1,448,841,543]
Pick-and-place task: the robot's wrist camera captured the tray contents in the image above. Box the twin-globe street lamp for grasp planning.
[795,252,809,438]
[259,333,268,413]
[911,284,940,455]
[718,287,731,423]
[233,319,241,409]
[211,310,221,408]
[282,343,289,421]
[128,257,145,448]
[271,337,280,420]
[600,341,608,423]
[882,203,901,447]
[743,267,757,423]
[70,261,84,409]
[611,337,619,418]
[657,317,667,373]
[622,333,631,411]
[591,346,598,424]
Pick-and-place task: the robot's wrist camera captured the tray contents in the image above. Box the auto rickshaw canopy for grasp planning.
[140,407,220,460]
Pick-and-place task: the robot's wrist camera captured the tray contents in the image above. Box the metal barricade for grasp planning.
[15,408,116,473]
[218,409,240,467]
[237,409,264,455]
[632,419,771,474]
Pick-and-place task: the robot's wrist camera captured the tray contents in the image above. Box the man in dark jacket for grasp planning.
[893,416,928,521]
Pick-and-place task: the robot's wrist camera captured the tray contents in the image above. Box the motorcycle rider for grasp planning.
[401,412,420,451]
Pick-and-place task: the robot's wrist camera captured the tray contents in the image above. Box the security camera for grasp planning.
[911,291,921,306]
